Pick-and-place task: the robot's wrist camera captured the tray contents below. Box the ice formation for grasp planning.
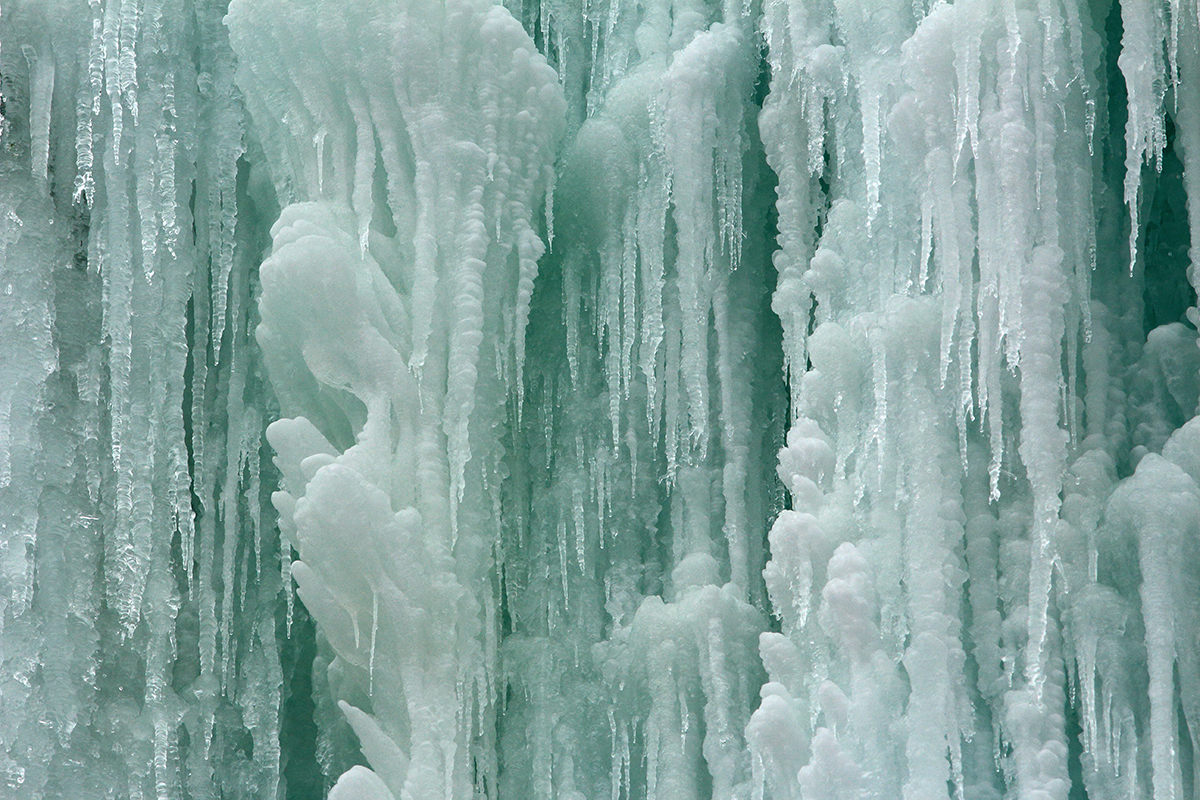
[1,0,1200,798]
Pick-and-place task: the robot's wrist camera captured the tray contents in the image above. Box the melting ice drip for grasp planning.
[1,0,1200,798]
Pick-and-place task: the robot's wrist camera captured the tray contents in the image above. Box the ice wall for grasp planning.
[2,0,1200,798]
[1,1,282,797]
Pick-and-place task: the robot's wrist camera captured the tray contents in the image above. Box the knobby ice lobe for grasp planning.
[2,0,1200,798]
[228,0,565,796]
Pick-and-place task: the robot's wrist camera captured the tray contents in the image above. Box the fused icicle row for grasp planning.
[494,1,786,797]
[0,1,284,798]
[756,0,1200,797]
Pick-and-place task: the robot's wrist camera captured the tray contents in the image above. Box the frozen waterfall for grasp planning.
[2,0,1200,797]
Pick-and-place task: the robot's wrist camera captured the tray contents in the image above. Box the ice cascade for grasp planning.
[1,0,1200,798]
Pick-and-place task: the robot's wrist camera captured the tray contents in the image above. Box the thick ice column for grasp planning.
[1105,441,1200,800]
[0,161,69,800]
[230,0,564,795]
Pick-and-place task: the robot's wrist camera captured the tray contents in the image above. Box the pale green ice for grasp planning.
[1,0,1200,798]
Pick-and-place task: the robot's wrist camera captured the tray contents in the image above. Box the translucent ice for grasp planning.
[1,0,1199,798]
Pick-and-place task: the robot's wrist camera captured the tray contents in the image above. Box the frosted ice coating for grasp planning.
[1,0,1199,798]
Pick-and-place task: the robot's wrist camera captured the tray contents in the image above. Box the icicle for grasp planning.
[74,9,102,204]
[369,589,378,696]
[22,45,54,185]
[102,0,123,162]
[1118,0,1167,271]
[638,161,668,435]
[1020,246,1069,705]
[118,0,139,123]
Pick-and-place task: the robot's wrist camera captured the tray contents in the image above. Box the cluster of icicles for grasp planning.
[1,0,1200,798]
